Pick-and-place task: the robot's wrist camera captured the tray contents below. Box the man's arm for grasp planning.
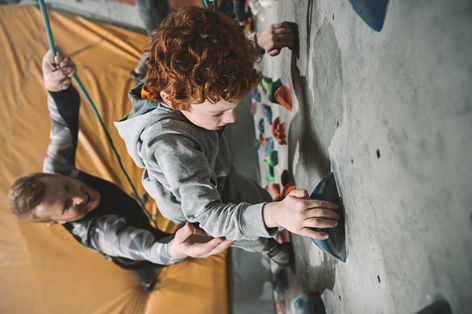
[41,49,80,175]
[90,215,233,264]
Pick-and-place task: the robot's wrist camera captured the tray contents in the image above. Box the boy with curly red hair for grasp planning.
[116,6,340,264]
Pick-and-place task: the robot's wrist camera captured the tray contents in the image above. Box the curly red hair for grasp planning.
[144,6,261,111]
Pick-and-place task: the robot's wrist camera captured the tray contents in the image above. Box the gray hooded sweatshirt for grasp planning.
[115,83,274,241]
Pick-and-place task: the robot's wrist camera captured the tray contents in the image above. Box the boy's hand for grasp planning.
[167,222,234,259]
[42,47,77,92]
[256,22,298,56]
[263,189,340,239]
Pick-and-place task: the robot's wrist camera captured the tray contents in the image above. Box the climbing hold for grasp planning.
[264,150,278,168]
[274,84,293,112]
[264,137,275,157]
[262,104,273,124]
[282,183,296,198]
[254,138,261,150]
[250,88,261,103]
[265,163,275,182]
[271,183,281,200]
[258,118,265,134]
[349,0,390,32]
[259,134,269,147]
[416,300,452,314]
[261,77,282,103]
[310,173,347,262]
[281,169,293,187]
[281,170,296,197]
[272,117,287,145]
[292,291,326,314]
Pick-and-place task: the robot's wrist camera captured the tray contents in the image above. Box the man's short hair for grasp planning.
[145,5,261,111]
[8,172,55,220]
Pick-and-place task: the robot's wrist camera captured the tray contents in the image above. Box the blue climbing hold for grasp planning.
[310,172,347,262]
[416,300,452,314]
[254,139,261,150]
[251,88,261,103]
[264,137,274,157]
[258,118,265,134]
[292,291,326,314]
[262,104,273,124]
[349,0,389,32]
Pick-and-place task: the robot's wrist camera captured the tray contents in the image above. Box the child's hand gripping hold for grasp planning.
[263,189,340,239]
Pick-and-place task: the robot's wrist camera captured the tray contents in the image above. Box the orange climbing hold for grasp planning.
[274,85,292,112]
[272,117,287,145]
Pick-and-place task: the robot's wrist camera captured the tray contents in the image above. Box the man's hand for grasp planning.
[42,47,77,92]
[167,222,234,260]
[263,189,340,239]
[256,22,298,57]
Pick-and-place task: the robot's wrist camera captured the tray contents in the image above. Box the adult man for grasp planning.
[8,48,232,291]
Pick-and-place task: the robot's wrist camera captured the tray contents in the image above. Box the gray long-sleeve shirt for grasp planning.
[43,86,182,265]
[115,83,274,241]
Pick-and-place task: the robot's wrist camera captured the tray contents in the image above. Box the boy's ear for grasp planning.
[160,91,174,108]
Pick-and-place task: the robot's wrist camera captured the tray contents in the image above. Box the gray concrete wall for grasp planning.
[256,0,472,313]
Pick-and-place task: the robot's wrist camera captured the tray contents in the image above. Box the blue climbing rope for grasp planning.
[37,0,153,222]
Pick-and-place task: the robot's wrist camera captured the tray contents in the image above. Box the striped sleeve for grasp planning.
[89,215,186,265]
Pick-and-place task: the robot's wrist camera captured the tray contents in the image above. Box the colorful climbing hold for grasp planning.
[258,118,265,133]
[281,170,296,197]
[262,104,273,124]
[274,84,293,112]
[254,138,261,150]
[310,173,347,262]
[271,183,281,200]
[272,117,287,145]
[264,137,275,157]
[265,163,275,182]
[264,150,278,167]
[250,88,261,103]
[349,0,390,32]
[261,77,282,103]
[292,291,326,314]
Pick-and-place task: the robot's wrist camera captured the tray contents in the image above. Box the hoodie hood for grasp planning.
[114,83,187,168]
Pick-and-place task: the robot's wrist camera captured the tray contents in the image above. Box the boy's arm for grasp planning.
[149,136,340,241]
[41,49,80,175]
[149,135,277,241]
[90,215,232,264]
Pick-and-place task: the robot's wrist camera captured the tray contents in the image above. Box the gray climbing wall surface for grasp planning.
[254,0,472,312]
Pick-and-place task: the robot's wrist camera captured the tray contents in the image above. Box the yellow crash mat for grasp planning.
[0,5,227,314]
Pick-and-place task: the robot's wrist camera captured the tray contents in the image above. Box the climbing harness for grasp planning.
[37,0,154,223]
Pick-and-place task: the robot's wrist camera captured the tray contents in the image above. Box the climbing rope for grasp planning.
[37,0,154,223]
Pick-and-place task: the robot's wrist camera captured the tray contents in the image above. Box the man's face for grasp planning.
[33,175,101,225]
[181,98,241,131]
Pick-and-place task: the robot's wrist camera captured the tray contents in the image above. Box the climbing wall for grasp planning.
[252,0,472,313]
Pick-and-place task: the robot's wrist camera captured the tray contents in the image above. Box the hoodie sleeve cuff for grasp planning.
[241,203,277,238]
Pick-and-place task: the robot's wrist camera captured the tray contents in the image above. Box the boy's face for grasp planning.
[181,98,241,131]
[31,175,101,225]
